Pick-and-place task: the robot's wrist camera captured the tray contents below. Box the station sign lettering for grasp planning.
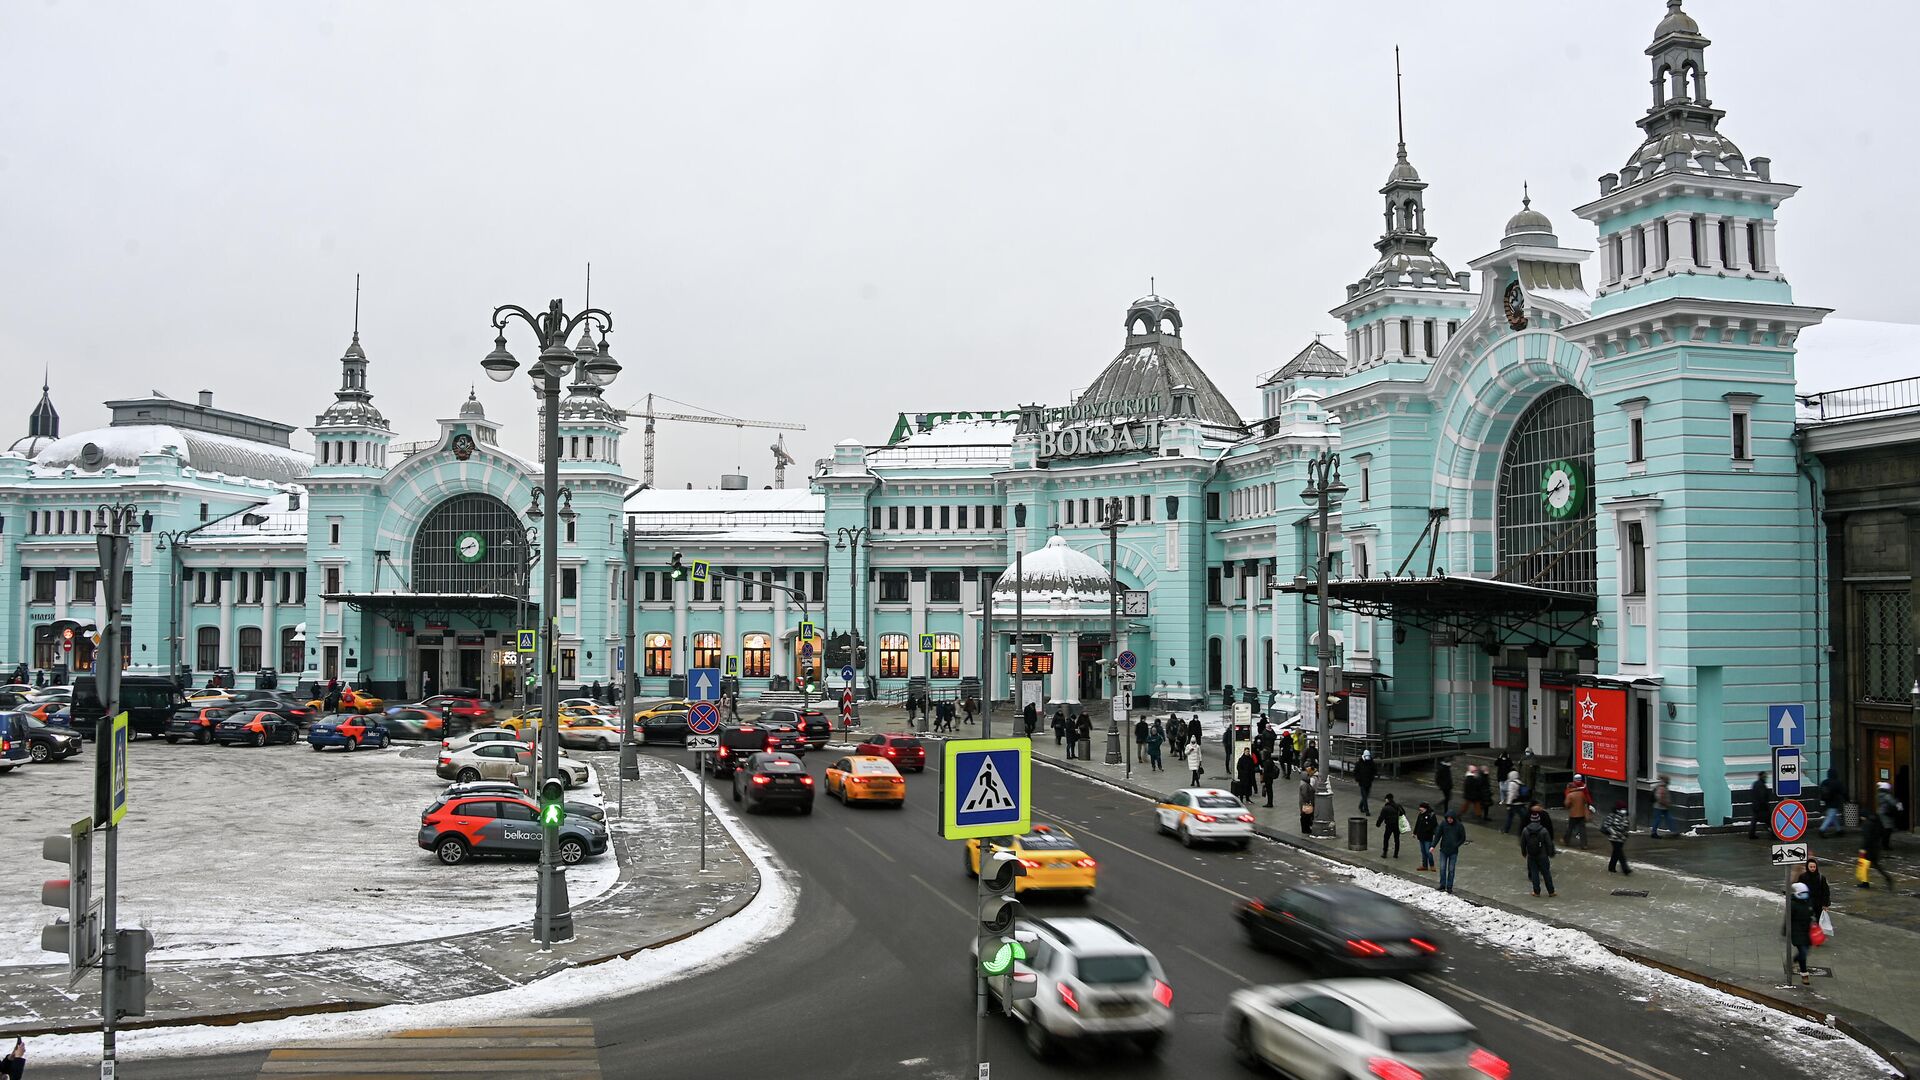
[1034,418,1164,461]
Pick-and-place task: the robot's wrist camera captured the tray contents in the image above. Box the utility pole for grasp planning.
[1102,498,1127,768]
[1301,451,1347,837]
[619,520,639,815]
[94,503,140,1077]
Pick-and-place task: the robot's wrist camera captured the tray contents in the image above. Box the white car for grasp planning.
[1153,788,1255,848]
[1226,978,1510,1080]
[980,916,1173,1059]
[441,727,526,754]
[438,741,591,788]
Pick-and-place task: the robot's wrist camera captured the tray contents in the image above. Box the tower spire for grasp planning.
[352,272,360,342]
[1394,45,1406,159]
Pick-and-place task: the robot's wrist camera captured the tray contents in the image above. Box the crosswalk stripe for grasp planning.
[258,1018,600,1078]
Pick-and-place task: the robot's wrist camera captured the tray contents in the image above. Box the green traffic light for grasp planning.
[980,939,1026,976]
[541,802,563,827]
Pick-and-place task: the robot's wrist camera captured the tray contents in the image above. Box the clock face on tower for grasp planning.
[1540,459,1583,519]
[456,531,487,563]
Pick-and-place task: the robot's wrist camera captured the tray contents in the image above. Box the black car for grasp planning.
[167,706,233,744]
[438,780,607,824]
[1236,883,1441,974]
[227,691,316,732]
[731,752,815,814]
[70,674,186,738]
[383,708,441,740]
[706,723,787,777]
[24,718,84,763]
[762,707,831,751]
[637,701,692,744]
[213,710,301,746]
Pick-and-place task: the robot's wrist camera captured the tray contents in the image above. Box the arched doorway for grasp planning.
[410,493,529,697]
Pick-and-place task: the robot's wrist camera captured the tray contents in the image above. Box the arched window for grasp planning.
[196,626,220,671]
[693,632,721,670]
[238,626,262,671]
[644,632,673,677]
[742,633,771,678]
[411,493,528,595]
[879,633,910,678]
[1207,637,1223,691]
[931,633,961,679]
[1496,386,1596,594]
[279,627,301,672]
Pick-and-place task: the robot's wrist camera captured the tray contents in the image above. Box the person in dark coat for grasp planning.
[1354,750,1378,815]
[1134,717,1150,762]
[1221,723,1236,777]
[1062,711,1078,760]
[1261,752,1278,807]
[1147,720,1165,772]
[1494,751,1514,791]
[1796,857,1831,924]
[1436,811,1467,893]
[1051,707,1067,746]
[1520,807,1557,897]
[3,1037,23,1080]
[1235,749,1258,805]
[1788,882,1814,985]
[1278,734,1297,780]
[1413,802,1438,870]
[1298,769,1318,835]
[1747,771,1771,839]
[1304,739,1320,772]
[1819,768,1848,837]
[1187,715,1203,753]
[1602,800,1632,875]
[1075,712,1093,754]
[1022,701,1038,737]
[1434,759,1454,813]
[1376,794,1404,858]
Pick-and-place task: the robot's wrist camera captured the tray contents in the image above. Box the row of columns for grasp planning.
[1603,212,1777,285]
[1348,315,1454,366]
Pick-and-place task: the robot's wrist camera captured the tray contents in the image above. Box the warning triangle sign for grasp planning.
[962,755,1017,814]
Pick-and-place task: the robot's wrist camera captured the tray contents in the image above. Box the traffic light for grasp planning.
[539,777,566,828]
[800,659,816,695]
[669,552,686,581]
[41,817,101,978]
[977,846,1026,972]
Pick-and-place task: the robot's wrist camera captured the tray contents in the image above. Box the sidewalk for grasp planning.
[882,707,1920,1076]
[0,755,755,1037]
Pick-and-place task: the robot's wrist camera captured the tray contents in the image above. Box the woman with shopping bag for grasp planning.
[1795,856,1831,937]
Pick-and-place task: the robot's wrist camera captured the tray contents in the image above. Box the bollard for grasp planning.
[1348,815,1369,852]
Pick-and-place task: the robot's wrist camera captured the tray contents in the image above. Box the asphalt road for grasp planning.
[32,742,1882,1079]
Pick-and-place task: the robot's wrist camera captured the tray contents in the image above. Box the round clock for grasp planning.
[1503,280,1528,331]
[1540,459,1583,519]
[456,531,487,563]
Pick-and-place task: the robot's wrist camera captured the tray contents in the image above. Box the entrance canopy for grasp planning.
[322,591,523,627]
[1281,574,1595,650]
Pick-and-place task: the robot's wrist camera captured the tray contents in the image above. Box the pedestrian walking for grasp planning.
[1876,781,1904,845]
[1747,771,1771,840]
[1602,800,1632,875]
[1788,882,1814,985]
[1796,857,1831,927]
[1022,701,1038,738]
[1414,802,1438,870]
[726,689,740,721]
[1376,794,1404,859]
[1818,768,1847,837]
[3,1038,22,1080]
[1460,766,1485,821]
[1076,712,1093,755]
[1051,707,1066,747]
[1134,717,1150,763]
[1520,808,1557,897]
[1435,758,1454,814]
[1063,714,1079,760]
[1860,813,1898,890]
[1494,751,1514,792]
[1503,770,1527,834]
[1222,722,1236,777]
[1563,775,1592,848]
[963,697,976,726]
[1299,768,1318,835]
[1187,715,1203,755]
[1278,735,1297,780]
[1147,721,1164,772]
[1236,749,1258,805]
[1303,738,1320,773]
[1650,775,1676,838]
[1354,750,1377,815]
[1436,811,1467,893]
[1261,753,1278,807]
[1167,714,1184,758]
[1189,740,1205,787]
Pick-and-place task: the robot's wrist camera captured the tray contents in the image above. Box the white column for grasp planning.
[959,575,979,679]
[1663,212,1692,272]
[1051,631,1070,701]
[1642,222,1663,275]
[909,574,928,677]
[1347,329,1360,365]
[672,577,688,675]
[1698,215,1722,270]
[219,576,236,669]
[1411,318,1430,359]
[1728,220,1749,271]
[771,578,788,680]
[1758,221,1778,273]
[1066,632,1081,702]
[1243,579,1258,689]
[1384,319,1406,360]
[262,571,277,673]
[721,575,738,678]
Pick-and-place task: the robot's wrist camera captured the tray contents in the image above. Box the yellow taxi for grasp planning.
[1152,788,1256,849]
[966,825,1097,895]
[823,754,905,807]
[558,715,625,751]
[305,686,385,714]
[502,705,598,732]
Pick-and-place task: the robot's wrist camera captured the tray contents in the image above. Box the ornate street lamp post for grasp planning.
[834,526,870,704]
[482,298,619,949]
[1100,497,1128,772]
[1300,450,1347,837]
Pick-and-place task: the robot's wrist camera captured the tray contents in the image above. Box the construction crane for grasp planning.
[771,434,796,489]
[620,393,805,489]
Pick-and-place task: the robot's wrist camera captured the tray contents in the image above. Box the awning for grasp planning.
[321,592,525,627]
[1279,574,1595,650]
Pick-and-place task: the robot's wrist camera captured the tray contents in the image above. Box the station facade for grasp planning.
[1,3,1913,824]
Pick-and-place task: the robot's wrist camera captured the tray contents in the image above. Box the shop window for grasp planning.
[238,626,262,671]
[196,626,219,671]
[1861,590,1915,704]
[561,568,578,600]
[560,648,577,681]
[932,633,961,679]
[742,632,772,678]
[644,632,673,676]
[693,632,722,670]
[930,572,960,603]
[879,633,910,678]
[880,572,909,603]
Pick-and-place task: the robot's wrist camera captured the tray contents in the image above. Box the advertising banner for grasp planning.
[1572,685,1629,782]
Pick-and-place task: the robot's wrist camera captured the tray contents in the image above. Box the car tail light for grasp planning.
[752,775,771,785]
[1193,813,1216,823]
[1017,858,1041,869]
[1468,1049,1510,1079]
[1368,1060,1422,1080]
[885,747,897,756]
[717,747,729,757]
[1410,937,1439,954]
[1236,814,1255,823]
[1073,858,1097,868]
[1151,979,1173,1008]
[800,776,814,785]
[1057,981,1080,1013]
[438,755,451,766]
[1246,900,1266,913]
[1345,939,1389,957]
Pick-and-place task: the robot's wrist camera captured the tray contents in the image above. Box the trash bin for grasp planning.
[1348,815,1369,852]
[667,674,687,700]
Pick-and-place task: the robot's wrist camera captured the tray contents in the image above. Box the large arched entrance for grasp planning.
[1495,385,1596,592]
[409,493,530,697]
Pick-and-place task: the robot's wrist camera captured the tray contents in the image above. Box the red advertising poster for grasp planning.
[1573,685,1629,782]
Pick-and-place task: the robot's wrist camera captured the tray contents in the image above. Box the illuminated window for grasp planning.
[879,633,910,678]
[644,632,673,676]
[931,633,961,679]
[694,632,722,670]
[742,632,771,678]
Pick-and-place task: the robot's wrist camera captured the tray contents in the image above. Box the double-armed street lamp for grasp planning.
[1099,497,1128,773]
[482,298,619,949]
[834,526,870,700]
[1298,449,1347,837]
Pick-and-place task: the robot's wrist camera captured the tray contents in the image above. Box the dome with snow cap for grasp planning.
[992,535,1116,612]
[459,389,487,420]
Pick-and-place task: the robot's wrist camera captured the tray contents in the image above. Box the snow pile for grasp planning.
[22,765,797,1063]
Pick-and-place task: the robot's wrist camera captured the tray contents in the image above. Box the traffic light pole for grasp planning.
[619,522,638,812]
[95,509,134,1077]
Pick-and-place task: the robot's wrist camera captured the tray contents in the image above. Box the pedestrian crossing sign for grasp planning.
[942,737,1030,840]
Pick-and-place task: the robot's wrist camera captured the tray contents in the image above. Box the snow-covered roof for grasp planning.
[990,535,1116,614]
[626,488,821,514]
[897,418,1016,447]
[625,487,824,543]
[1261,339,1348,386]
[866,418,1016,471]
[192,489,309,547]
[32,424,313,485]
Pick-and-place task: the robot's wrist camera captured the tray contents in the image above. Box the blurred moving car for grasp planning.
[409,694,491,724]
[558,716,625,751]
[1235,884,1441,974]
[438,742,590,787]
[978,916,1172,1059]
[383,708,452,740]
[822,754,905,807]
[966,825,1096,894]
[854,732,926,772]
[214,710,301,746]
[1227,978,1508,1079]
[1153,788,1255,849]
[442,727,526,754]
[731,752,815,814]
[306,714,391,752]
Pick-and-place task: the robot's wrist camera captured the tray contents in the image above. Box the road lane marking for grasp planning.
[843,826,897,863]
[1178,944,1252,986]
[908,873,973,919]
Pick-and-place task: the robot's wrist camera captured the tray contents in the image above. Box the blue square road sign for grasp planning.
[1768,704,1805,748]
[688,668,722,703]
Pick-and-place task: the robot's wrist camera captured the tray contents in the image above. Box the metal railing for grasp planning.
[1801,375,1920,421]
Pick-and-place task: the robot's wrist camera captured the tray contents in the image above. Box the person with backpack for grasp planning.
[1502,771,1529,834]
[1650,775,1676,839]
[1602,800,1632,875]
[1354,750,1378,815]
[1376,794,1404,859]
[1436,810,1467,893]
[1413,802,1439,871]
[1520,807,1557,897]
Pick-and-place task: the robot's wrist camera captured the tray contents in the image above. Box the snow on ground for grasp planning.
[23,764,798,1064]
[0,741,617,966]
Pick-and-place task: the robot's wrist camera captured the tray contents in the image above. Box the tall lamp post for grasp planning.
[1100,497,1128,772]
[834,526,869,700]
[152,515,239,687]
[482,297,619,949]
[499,526,542,718]
[1300,450,1346,837]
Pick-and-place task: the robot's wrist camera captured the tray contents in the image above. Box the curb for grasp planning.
[1034,754,1920,1079]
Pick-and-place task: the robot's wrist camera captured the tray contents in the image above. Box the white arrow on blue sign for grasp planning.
[689,668,721,702]
[1769,704,1805,748]
[841,665,856,682]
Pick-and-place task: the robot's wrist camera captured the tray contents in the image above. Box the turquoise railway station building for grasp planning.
[1,3,1916,825]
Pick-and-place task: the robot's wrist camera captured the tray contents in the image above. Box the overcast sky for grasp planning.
[4,1,1914,487]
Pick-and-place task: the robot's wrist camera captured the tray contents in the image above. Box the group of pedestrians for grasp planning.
[1055,708,1097,760]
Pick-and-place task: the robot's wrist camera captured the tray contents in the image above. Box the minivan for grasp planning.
[70,675,189,739]
[0,713,30,771]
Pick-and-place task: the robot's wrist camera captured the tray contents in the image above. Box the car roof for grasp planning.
[1303,979,1469,1031]
[1172,788,1237,799]
[1031,917,1143,954]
